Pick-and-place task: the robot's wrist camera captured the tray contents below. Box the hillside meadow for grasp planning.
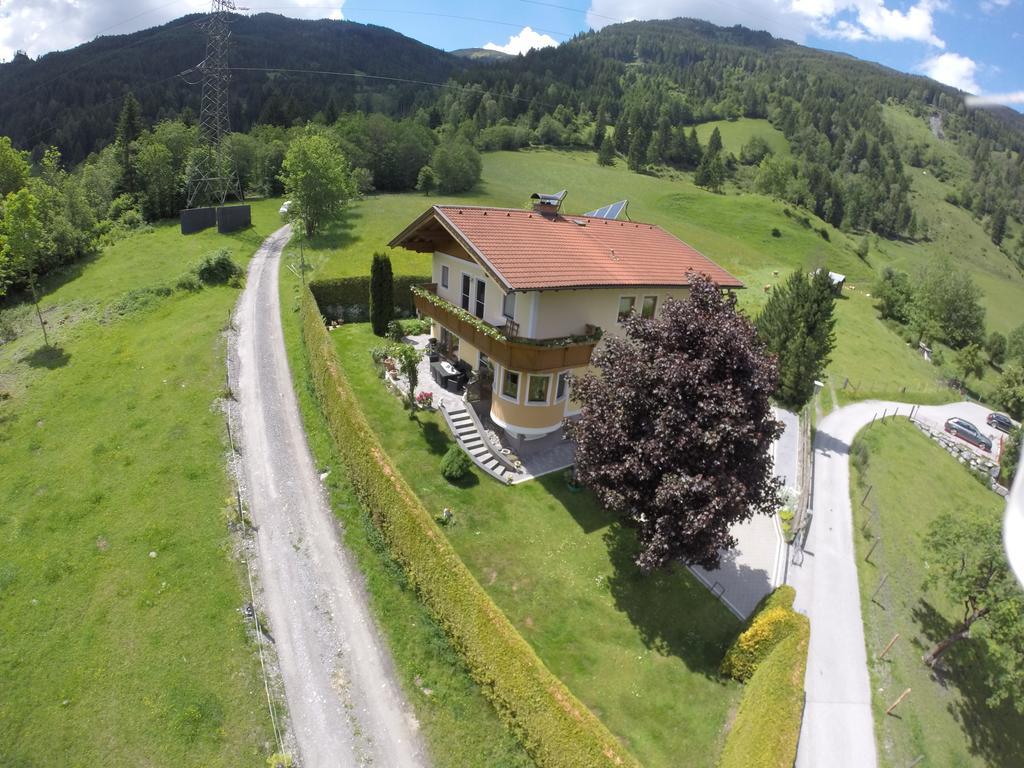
[311,146,961,405]
[0,201,284,764]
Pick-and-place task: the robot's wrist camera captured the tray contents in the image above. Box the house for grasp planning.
[389,193,743,442]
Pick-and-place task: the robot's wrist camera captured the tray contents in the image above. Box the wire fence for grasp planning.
[223,313,286,757]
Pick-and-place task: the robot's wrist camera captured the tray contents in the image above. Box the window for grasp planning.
[502,369,520,400]
[641,295,657,319]
[555,371,570,402]
[617,295,636,322]
[527,374,550,404]
[441,264,449,289]
[461,274,471,310]
[475,278,486,319]
[502,291,516,320]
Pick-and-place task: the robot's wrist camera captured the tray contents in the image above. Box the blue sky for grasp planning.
[1,1,1021,107]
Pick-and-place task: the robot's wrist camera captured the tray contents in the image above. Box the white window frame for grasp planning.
[526,373,551,406]
[641,295,658,319]
[555,371,571,403]
[617,295,637,322]
[503,291,516,320]
[440,264,449,289]
[499,367,521,402]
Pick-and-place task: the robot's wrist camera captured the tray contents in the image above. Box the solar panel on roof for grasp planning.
[583,200,628,220]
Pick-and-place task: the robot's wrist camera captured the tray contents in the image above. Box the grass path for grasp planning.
[849,419,1023,767]
[0,201,283,765]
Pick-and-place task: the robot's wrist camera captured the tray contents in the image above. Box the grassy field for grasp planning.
[849,419,1024,768]
[328,322,743,768]
[0,201,284,765]
[277,248,534,767]
[694,117,791,158]
[310,148,958,405]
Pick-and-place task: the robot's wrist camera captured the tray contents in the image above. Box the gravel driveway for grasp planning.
[231,225,427,767]
[790,399,1003,768]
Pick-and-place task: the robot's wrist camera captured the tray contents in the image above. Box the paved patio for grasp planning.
[690,407,797,618]
[401,334,575,483]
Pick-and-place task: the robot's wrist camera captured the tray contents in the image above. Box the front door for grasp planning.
[477,353,494,401]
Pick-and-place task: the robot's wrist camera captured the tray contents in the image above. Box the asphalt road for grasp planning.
[790,399,1003,768]
[232,225,426,767]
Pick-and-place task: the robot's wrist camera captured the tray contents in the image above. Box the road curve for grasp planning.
[232,225,426,767]
[790,399,1002,768]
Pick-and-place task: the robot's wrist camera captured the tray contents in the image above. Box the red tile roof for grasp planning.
[391,205,743,291]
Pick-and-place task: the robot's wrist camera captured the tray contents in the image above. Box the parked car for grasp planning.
[987,412,1015,434]
[944,418,993,452]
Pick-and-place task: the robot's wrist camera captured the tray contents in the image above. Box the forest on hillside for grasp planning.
[2,15,1024,293]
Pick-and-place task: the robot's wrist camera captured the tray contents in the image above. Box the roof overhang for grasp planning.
[389,206,514,292]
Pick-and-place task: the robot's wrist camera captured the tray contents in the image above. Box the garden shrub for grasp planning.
[194,249,241,285]
[440,445,473,482]
[300,287,639,768]
[386,319,404,341]
[718,622,809,768]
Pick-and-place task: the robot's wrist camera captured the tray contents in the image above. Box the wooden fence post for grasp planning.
[879,633,900,659]
[886,688,911,715]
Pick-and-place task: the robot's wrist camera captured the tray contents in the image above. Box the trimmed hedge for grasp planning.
[721,585,800,682]
[718,622,809,768]
[310,275,429,322]
[300,287,639,768]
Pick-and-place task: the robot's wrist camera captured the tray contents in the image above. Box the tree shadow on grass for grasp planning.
[912,599,1024,767]
[535,473,616,534]
[602,521,737,680]
[23,345,70,369]
[418,420,450,456]
[308,214,359,252]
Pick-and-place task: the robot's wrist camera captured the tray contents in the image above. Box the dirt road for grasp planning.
[230,225,426,767]
[790,399,1001,768]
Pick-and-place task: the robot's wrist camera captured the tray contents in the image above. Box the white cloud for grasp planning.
[0,1,346,62]
[920,52,981,92]
[965,90,1024,106]
[483,26,559,55]
[980,0,1012,11]
[585,0,949,47]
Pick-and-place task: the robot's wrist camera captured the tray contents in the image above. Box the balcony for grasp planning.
[412,284,600,373]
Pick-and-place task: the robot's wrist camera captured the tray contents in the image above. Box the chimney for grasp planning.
[529,189,567,217]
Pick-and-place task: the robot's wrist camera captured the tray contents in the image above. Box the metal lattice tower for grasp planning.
[185,0,241,208]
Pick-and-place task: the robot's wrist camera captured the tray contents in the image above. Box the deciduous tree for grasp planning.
[0,136,29,197]
[986,331,1007,367]
[279,131,355,236]
[1,189,50,344]
[431,136,482,194]
[923,510,1024,713]
[566,275,782,571]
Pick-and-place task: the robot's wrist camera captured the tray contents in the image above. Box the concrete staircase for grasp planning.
[445,404,518,483]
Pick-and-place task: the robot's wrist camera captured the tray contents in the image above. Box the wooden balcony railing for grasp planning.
[412,284,601,373]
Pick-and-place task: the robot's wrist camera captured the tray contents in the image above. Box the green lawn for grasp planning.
[0,200,284,765]
[329,322,743,768]
[849,419,1024,768]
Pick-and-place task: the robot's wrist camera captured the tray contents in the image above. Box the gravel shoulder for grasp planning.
[229,225,427,767]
